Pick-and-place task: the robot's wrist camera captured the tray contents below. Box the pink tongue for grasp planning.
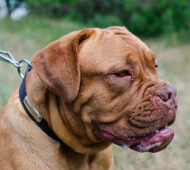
[130,127,174,152]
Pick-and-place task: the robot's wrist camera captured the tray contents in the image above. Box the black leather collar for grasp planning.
[19,65,63,143]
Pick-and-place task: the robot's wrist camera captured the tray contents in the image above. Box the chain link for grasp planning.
[17,59,31,79]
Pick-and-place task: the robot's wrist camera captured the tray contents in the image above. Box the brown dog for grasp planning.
[0,26,177,169]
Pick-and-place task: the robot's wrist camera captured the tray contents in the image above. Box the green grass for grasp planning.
[0,16,190,170]
[0,16,85,52]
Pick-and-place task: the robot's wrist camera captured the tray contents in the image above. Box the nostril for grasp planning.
[159,92,170,101]
[158,85,176,103]
[168,92,172,100]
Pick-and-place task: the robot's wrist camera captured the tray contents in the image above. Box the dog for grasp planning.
[0,26,177,169]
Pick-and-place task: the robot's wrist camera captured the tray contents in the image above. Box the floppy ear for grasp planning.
[31,29,94,102]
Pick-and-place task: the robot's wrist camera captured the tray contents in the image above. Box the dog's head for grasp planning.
[31,26,177,153]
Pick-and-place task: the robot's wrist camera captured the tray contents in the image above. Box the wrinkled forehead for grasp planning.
[103,26,154,58]
[79,26,155,73]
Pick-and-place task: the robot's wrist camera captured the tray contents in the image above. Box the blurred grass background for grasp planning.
[0,0,190,169]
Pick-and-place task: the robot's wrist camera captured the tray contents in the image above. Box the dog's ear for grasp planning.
[31,29,94,102]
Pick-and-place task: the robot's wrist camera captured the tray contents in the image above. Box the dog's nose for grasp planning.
[158,84,177,107]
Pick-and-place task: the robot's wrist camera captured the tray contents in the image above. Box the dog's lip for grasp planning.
[131,127,174,152]
[99,125,175,152]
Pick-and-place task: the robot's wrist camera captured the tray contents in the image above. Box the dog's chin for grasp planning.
[99,125,174,153]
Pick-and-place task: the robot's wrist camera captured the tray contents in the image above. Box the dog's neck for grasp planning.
[25,70,110,154]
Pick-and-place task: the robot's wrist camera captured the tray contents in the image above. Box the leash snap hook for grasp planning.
[0,49,22,67]
[17,59,32,79]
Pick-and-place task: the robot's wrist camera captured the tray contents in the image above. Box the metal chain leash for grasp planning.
[0,49,31,79]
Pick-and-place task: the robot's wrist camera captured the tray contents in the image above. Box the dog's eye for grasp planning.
[114,70,131,77]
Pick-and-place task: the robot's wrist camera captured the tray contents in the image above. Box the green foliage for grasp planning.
[25,0,81,7]
[26,0,190,38]
[121,0,190,37]
[87,14,123,28]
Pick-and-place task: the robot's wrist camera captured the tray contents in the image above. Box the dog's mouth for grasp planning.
[100,124,174,153]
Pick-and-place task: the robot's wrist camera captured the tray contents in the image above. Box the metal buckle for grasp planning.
[23,96,42,123]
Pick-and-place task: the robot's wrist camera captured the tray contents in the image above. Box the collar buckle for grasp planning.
[23,96,42,123]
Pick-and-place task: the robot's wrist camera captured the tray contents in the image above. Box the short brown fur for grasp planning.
[0,26,177,169]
